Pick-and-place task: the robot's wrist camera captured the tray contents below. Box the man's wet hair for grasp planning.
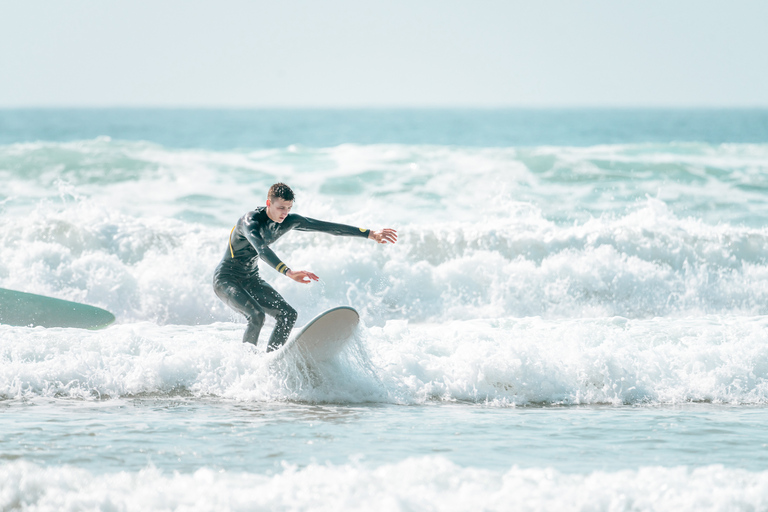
[268,183,295,202]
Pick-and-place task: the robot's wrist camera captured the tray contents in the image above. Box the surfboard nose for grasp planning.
[269,306,360,363]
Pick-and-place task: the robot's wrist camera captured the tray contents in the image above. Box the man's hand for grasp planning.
[369,228,398,244]
[287,269,319,284]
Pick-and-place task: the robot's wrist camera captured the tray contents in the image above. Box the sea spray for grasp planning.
[3,315,768,405]
[265,326,388,403]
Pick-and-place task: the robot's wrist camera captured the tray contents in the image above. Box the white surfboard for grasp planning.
[270,306,359,364]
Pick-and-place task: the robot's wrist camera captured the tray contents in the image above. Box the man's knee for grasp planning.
[246,308,266,327]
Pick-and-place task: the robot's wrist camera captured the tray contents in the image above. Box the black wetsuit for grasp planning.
[213,207,370,351]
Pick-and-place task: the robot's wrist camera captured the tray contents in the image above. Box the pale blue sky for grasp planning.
[2,0,767,107]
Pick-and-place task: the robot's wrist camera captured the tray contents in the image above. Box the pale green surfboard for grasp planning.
[0,287,115,329]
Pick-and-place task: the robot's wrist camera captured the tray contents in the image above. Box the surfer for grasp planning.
[213,183,397,352]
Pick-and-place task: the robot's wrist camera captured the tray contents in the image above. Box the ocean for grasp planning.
[2,108,768,511]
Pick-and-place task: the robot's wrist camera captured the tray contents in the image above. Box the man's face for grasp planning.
[266,197,293,223]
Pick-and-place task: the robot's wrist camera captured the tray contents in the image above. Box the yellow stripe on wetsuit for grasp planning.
[229,226,236,258]
[275,262,289,275]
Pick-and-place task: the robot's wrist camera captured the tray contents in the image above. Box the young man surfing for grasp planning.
[213,183,397,352]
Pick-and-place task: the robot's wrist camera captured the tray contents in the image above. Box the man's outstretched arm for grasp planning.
[290,215,397,244]
[282,216,397,283]
[289,215,371,238]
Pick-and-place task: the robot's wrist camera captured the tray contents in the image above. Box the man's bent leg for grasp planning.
[213,277,267,346]
[244,280,298,352]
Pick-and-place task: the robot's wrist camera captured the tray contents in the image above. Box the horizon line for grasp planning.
[2,105,768,110]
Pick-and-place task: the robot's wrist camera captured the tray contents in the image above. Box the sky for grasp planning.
[1,0,767,108]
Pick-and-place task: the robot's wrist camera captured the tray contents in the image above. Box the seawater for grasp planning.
[2,109,768,511]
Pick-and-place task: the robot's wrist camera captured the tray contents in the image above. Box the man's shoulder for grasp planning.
[240,207,267,228]
[243,207,266,221]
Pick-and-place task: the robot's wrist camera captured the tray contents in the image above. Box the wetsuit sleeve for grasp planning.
[241,220,291,275]
[289,215,371,238]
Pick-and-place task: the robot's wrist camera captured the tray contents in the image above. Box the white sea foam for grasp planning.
[371,314,768,405]
[3,195,768,325]
[2,314,768,405]
[3,140,768,404]
[2,458,767,512]
[0,322,384,403]
[0,201,223,324]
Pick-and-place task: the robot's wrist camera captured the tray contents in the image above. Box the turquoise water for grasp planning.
[4,400,768,474]
[3,108,768,148]
[2,109,768,510]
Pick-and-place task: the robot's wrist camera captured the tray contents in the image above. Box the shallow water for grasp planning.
[4,400,768,475]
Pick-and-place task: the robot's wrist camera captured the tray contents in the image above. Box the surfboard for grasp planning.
[270,306,359,363]
[0,287,116,329]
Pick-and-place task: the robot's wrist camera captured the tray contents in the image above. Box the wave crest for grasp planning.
[3,315,768,406]
[2,458,767,512]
